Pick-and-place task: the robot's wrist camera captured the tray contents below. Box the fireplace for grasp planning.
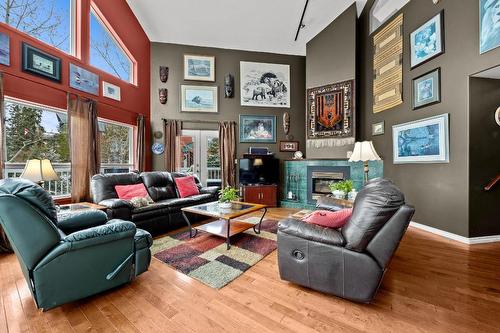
[307,166,350,204]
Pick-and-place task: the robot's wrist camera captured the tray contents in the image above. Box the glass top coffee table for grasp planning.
[181,201,267,250]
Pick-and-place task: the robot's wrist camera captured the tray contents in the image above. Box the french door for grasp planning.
[178,130,221,186]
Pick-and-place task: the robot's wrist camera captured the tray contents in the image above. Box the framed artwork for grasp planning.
[279,141,299,152]
[181,85,218,113]
[480,0,500,54]
[412,68,441,110]
[0,32,10,66]
[69,64,99,95]
[373,13,403,113]
[102,81,121,101]
[372,121,385,136]
[239,115,276,143]
[392,113,449,164]
[184,54,215,81]
[240,61,290,108]
[22,43,61,82]
[307,80,355,147]
[410,11,445,69]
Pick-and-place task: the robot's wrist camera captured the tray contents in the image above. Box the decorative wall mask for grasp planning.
[495,107,500,126]
[159,88,168,104]
[159,66,169,82]
[153,131,163,139]
[283,111,290,137]
[224,73,234,98]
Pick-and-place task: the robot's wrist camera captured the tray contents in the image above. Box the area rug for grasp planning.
[152,218,278,289]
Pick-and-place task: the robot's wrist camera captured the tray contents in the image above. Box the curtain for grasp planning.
[163,119,181,172]
[218,121,237,188]
[68,94,99,203]
[136,114,146,172]
[0,72,12,253]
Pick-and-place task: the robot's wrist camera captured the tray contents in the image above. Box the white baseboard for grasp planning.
[409,222,500,245]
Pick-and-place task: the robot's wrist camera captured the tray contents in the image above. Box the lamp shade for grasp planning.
[348,141,381,162]
[20,159,60,183]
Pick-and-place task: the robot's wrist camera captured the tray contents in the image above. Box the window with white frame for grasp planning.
[98,119,134,174]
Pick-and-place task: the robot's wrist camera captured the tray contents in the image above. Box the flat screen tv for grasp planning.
[239,158,279,185]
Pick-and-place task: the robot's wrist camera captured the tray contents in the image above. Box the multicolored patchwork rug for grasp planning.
[152,218,278,289]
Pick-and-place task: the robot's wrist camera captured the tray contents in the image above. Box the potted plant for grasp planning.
[218,186,239,209]
[329,180,354,199]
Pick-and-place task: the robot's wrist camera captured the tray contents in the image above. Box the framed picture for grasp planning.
[372,121,385,136]
[69,64,99,95]
[410,11,444,69]
[181,85,218,113]
[412,68,441,110]
[280,141,299,152]
[102,81,121,101]
[184,54,215,81]
[392,114,449,164]
[22,43,61,82]
[240,61,290,108]
[239,115,276,143]
[480,0,500,54]
[0,32,10,66]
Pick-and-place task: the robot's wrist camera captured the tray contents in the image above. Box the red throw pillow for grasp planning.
[174,175,200,198]
[115,183,149,200]
[302,208,353,229]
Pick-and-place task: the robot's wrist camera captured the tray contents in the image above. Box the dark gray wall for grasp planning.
[150,43,306,170]
[468,77,500,237]
[358,0,500,237]
[305,4,357,159]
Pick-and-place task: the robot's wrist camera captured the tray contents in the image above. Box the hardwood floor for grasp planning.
[1,208,500,332]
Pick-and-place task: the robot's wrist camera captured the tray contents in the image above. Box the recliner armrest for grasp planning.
[199,186,220,196]
[278,218,345,247]
[99,198,133,209]
[63,220,136,250]
[57,209,108,234]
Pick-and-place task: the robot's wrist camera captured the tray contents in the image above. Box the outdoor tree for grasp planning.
[206,137,220,168]
[99,123,130,164]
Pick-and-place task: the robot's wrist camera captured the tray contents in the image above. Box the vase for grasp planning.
[332,190,346,199]
[218,202,232,209]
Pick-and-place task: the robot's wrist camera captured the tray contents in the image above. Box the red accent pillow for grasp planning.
[115,183,149,200]
[174,175,200,198]
[302,209,353,229]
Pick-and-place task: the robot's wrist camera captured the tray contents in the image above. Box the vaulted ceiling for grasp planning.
[127,0,367,56]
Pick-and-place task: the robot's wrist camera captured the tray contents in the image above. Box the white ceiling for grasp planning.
[472,65,500,79]
[127,0,367,56]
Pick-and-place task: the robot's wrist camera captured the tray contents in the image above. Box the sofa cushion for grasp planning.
[140,172,177,202]
[174,175,200,198]
[157,193,213,211]
[302,209,352,229]
[115,183,149,200]
[91,172,142,203]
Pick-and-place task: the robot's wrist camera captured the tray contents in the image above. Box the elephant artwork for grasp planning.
[159,66,169,83]
[159,88,168,104]
[252,86,267,100]
[224,73,234,98]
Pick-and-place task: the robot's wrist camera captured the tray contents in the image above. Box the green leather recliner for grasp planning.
[0,178,153,310]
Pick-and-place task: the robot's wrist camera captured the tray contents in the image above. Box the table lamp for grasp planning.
[20,159,60,186]
[348,141,381,183]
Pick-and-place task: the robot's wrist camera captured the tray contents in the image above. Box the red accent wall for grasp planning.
[0,0,151,170]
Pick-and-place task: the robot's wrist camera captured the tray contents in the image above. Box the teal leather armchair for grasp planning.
[0,178,153,310]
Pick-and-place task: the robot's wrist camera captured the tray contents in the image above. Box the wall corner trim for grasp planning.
[409,222,500,245]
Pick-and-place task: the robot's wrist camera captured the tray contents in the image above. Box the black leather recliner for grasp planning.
[277,178,415,303]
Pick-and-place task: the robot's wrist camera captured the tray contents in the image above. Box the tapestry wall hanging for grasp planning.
[373,13,403,114]
[307,79,355,148]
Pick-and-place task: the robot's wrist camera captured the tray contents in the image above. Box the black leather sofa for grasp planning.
[91,171,220,234]
[277,178,415,303]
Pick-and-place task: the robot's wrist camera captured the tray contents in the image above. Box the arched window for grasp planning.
[370,0,410,34]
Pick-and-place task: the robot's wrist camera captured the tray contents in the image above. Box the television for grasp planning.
[239,158,279,185]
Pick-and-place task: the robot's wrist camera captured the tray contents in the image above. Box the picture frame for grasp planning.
[372,121,385,136]
[412,68,441,110]
[279,141,299,152]
[69,64,99,95]
[240,61,290,108]
[22,43,61,82]
[392,113,449,164]
[480,0,500,54]
[0,32,10,66]
[184,54,215,81]
[181,85,218,113]
[102,81,121,101]
[410,11,445,69]
[239,115,276,143]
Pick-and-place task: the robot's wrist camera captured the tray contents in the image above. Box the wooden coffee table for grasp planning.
[181,201,267,250]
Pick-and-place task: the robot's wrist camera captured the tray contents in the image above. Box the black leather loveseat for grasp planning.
[91,171,219,234]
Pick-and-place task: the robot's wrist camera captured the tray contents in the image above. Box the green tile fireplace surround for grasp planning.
[281,159,384,209]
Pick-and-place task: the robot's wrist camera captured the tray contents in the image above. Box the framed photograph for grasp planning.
[410,11,444,69]
[372,121,385,136]
[480,0,500,54]
[181,85,218,113]
[240,61,290,108]
[22,43,61,82]
[412,68,441,110]
[392,114,449,164]
[280,141,299,152]
[69,64,99,95]
[184,54,215,81]
[0,32,10,66]
[239,115,276,143]
[102,81,121,101]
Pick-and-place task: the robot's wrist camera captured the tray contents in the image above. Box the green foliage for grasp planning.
[207,137,220,168]
[329,180,353,194]
[218,186,239,203]
[99,122,131,164]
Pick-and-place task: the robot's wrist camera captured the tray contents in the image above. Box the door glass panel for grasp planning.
[178,133,195,174]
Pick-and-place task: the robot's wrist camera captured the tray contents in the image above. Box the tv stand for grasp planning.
[240,184,278,207]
